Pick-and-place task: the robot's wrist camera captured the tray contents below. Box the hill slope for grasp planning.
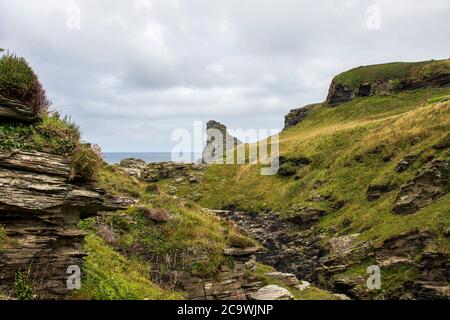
[192,59,450,299]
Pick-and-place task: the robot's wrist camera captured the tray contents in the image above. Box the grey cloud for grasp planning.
[1,0,449,151]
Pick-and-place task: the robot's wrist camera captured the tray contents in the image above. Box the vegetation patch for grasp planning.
[0,52,50,114]
[74,235,183,300]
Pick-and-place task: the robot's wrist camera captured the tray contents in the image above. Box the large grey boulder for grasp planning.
[250,285,294,300]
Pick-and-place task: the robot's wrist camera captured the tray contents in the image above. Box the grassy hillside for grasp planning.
[195,86,450,249]
[333,59,449,86]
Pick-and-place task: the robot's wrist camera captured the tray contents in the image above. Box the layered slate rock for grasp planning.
[202,120,242,163]
[326,61,450,106]
[0,150,128,298]
[394,159,449,215]
[0,94,38,122]
[283,104,319,130]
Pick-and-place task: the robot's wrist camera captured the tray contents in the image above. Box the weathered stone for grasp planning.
[283,104,318,130]
[367,184,396,201]
[294,280,311,291]
[394,160,449,215]
[0,94,38,122]
[202,120,242,164]
[224,247,262,257]
[265,272,299,286]
[0,151,128,298]
[118,158,147,178]
[396,155,418,173]
[250,285,294,300]
[0,150,70,177]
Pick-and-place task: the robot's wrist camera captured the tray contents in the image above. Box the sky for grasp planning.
[1,0,449,152]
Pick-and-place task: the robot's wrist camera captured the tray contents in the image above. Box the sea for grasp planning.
[102,152,202,165]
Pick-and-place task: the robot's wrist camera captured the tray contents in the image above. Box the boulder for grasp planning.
[139,207,173,223]
[118,158,147,178]
[265,272,299,286]
[294,281,311,291]
[250,285,294,300]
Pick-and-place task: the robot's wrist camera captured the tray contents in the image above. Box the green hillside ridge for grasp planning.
[333,58,450,87]
[197,87,450,245]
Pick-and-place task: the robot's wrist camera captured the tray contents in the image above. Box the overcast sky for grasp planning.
[1,0,449,152]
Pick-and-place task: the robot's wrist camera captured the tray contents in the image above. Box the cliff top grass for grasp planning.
[333,58,450,86]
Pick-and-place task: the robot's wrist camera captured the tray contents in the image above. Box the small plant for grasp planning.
[0,226,7,249]
[14,266,34,300]
[0,52,50,114]
[71,143,104,181]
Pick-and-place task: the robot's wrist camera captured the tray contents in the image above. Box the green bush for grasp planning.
[0,53,50,114]
[14,267,34,300]
[0,112,80,155]
[71,143,104,181]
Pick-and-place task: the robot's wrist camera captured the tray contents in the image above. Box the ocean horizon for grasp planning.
[102,152,202,164]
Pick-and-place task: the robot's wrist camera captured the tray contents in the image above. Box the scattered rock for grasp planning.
[118,158,147,178]
[394,160,449,214]
[224,247,262,257]
[250,285,294,300]
[396,155,418,173]
[367,184,397,201]
[287,207,327,225]
[265,272,299,286]
[294,281,311,291]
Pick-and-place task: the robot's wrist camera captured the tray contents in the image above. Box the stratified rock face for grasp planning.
[394,160,449,215]
[0,94,38,122]
[0,150,127,299]
[214,210,450,300]
[202,120,242,163]
[283,104,318,130]
[327,69,450,106]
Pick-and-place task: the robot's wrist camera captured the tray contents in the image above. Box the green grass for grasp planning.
[333,59,449,87]
[74,235,183,300]
[197,87,450,245]
[0,226,7,251]
[0,112,80,155]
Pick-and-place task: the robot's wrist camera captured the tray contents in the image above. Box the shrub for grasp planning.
[71,143,104,181]
[14,267,34,300]
[0,53,50,114]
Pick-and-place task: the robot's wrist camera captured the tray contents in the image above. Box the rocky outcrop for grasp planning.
[327,66,450,106]
[179,247,264,300]
[283,104,319,130]
[394,159,449,215]
[0,94,38,122]
[117,160,204,184]
[212,209,449,300]
[202,120,242,164]
[0,150,128,298]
